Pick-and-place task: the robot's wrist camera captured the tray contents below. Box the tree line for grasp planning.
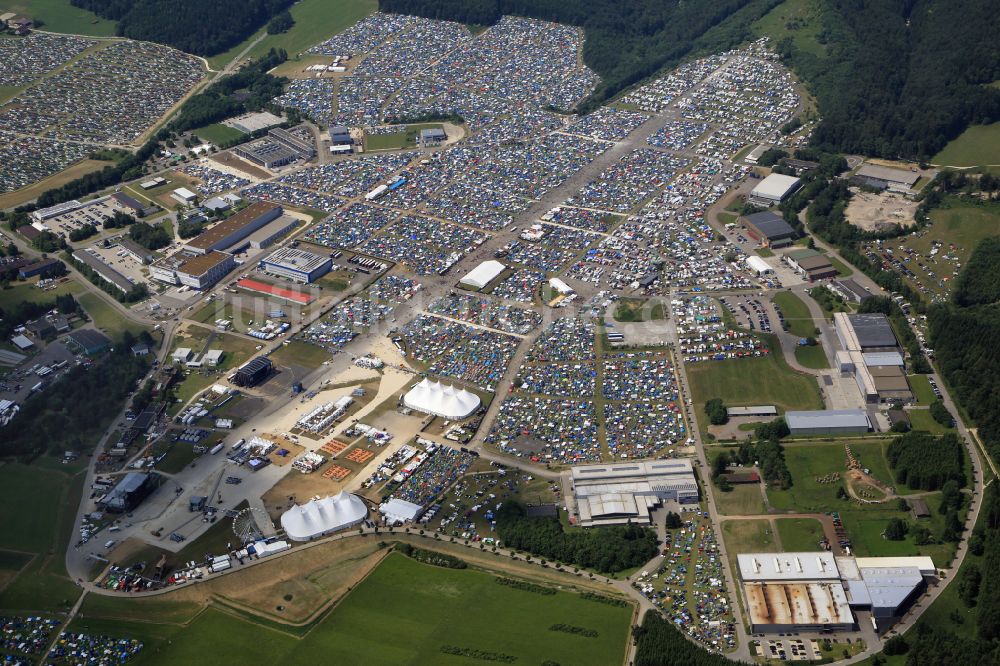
[495,502,658,573]
[70,0,295,56]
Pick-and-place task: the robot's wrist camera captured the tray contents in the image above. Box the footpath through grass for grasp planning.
[84,551,632,665]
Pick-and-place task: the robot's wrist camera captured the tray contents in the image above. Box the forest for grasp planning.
[495,502,658,573]
[886,431,965,491]
[69,0,295,55]
[633,611,743,666]
[0,336,150,460]
[380,0,1000,159]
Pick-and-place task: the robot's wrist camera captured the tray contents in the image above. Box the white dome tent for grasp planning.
[403,378,481,420]
[280,491,368,541]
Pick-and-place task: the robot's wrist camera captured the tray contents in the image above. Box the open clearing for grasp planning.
[685,340,822,414]
[4,0,116,35]
[713,482,767,515]
[721,520,779,570]
[75,551,631,665]
[933,121,1000,166]
[775,517,826,551]
[844,190,918,231]
[78,292,149,340]
[753,0,826,59]
[207,0,377,70]
[772,291,815,338]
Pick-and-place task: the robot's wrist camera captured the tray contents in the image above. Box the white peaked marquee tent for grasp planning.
[280,491,368,541]
[403,378,481,420]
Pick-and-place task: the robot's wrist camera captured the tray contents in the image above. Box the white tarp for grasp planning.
[403,378,481,420]
[280,491,367,541]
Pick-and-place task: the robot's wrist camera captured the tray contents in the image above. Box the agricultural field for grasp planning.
[3,0,116,36]
[685,341,823,414]
[932,121,1000,167]
[75,551,632,665]
[206,0,378,70]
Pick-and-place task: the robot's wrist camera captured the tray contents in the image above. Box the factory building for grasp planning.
[837,351,911,404]
[110,192,147,217]
[749,173,801,207]
[260,247,332,283]
[783,249,837,282]
[230,357,273,387]
[72,249,135,293]
[834,312,900,353]
[245,216,299,250]
[828,279,873,304]
[269,127,316,160]
[151,250,236,290]
[171,187,198,205]
[329,125,352,144]
[119,238,154,265]
[726,405,778,418]
[571,459,698,527]
[420,127,447,145]
[235,138,300,169]
[741,211,796,248]
[853,164,920,192]
[184,201,282,254]
[785,409,871,436]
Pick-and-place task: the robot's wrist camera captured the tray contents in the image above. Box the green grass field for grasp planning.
[685,338,822,414]
[270,340,332,369]
[4,0,117,35]
[794,343,829,369]
[908,374,937,405]
[191,123,245,145]
[775,518,826,551]
[0,84,23,105]
[613,297,666,322]
[933,122,1000,167]
[753,0,826,58]
[713,483,767,515]
[768,440,957,566]
[0,279,83,311]
[721,520,779,570]
[907,408,952,435]
[80,552,632,665]
[364,123,444,151]
[78,291,149,340]
[207,0,377,70]
[772,291,816,338]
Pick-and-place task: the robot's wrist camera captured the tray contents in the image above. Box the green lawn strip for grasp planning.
[713,483,767,515]
[907,409,953,435]
[908,374,937,405]
[827,254,853,277]
[774,517,826,552]
[794,343,829,369]
[772,291,816,338]
[269,340,332,369]
[78,291,149,340]
[721,520,779,572]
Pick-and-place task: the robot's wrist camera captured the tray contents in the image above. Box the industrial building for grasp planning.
[243,216,299,250]
[230,357,272,387]
[184,201,282,254]
[235,138,300,169]
[18,258,62,279]
[727,405,778,418]
[742,211,796,248]
[828,279,873,303]
[66,329,111,356]
[783,249,837,282]
[329,125,352,144]
[110,192,147,217]
[260,247,332,283]
[269,127,316,160]
[853,164,920,192]
[420,127,447,145]
[749,173,801,207]
[119,238,154,264]
[171,187,198,205]
[785,409,871,435]
[280,492,368,541]
[100,472,161,513]
[571,459,699,527]
[459,260,506,290]
[837,351,911,404]
[151,250,236,290]
[72,249,135,293]
[834,312,899,353]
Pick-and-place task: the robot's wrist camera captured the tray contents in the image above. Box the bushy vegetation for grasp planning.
[494,577,555,594]
[70,0,296,55]
[886,431,965,491]
[128,221,171,251]
[496,502,658,574]
[68,224,99,243]
[267,10,294,34]
[0,336,150,460]
[704,398,728,425]
[396,543,467,569]
[953,236,1000,307]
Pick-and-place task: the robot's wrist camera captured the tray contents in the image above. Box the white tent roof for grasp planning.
[459,260,505,289]
[380,498,423,523]
[403,378,481,420]
[280,491,367,541]
[745,255,773,274]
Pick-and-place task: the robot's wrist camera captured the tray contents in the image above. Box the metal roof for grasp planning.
[785,409,870,430]
[848,313,897,348]
[738,552,841,581]
[751,173,801,200]
[743,211,795,239]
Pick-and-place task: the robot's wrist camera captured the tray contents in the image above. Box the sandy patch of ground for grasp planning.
[845,189,919,231]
